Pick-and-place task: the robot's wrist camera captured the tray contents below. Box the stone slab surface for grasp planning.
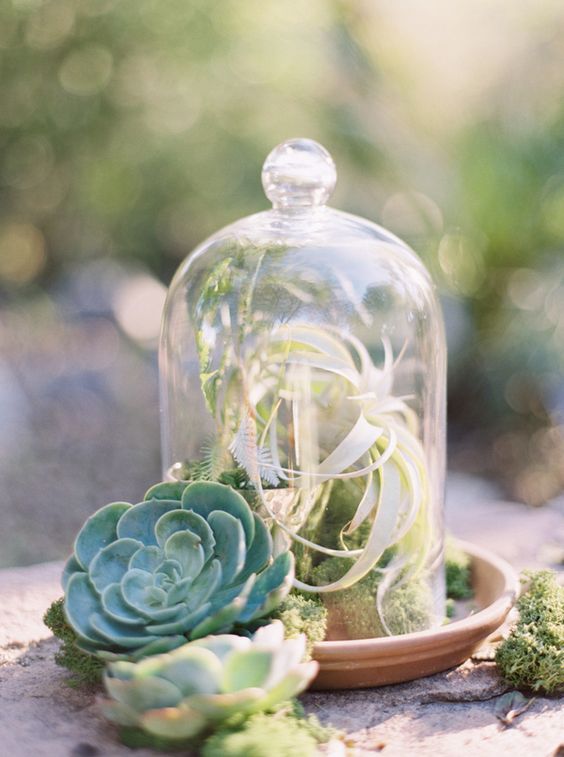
[0,493,563,756]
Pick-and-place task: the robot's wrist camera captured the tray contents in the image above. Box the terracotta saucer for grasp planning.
[311,539,519,690]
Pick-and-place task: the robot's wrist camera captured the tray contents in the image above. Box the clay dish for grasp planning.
[311,539,519,689]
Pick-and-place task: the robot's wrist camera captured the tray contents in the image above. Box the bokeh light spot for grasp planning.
[59,46,113,96]
[25,1,75,50]
[0,223,46,285]
[113,275,167,346]
[3,136,54,190]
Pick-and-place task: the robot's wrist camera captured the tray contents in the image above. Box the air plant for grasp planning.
[205,322,437,631]
[62,481,294,659]
[191,251,440,635]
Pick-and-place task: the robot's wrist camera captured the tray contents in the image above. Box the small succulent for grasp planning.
[101,621,318,745]
[63,481,294,659]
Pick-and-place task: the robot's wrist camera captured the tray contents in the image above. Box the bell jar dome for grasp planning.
[159,138,447,640]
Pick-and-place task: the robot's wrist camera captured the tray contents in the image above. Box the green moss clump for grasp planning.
[272,592,328,654]
[201,713,319,757]
[201,703,336,757]
[382,579,434,635]
[43,598,103,686]
[495,570,564,694]
[310,557,432,638]
[445,540,473,599]
[311,557,383,638]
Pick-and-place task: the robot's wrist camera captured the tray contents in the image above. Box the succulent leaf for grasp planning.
[74,502,132,570]
[64,573,107,646]
[62,554,83,591]
[89,539,144,592]
[101,621,319,745]
[117,500,180,545]
[240,552,295,622]
[236,513,272,583]
[139,705,207,740]
[63,481,293,658]
[144,482,187,501]
[182,481,255,545]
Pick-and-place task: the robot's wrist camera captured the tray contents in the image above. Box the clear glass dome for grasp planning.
[159,138,447,640]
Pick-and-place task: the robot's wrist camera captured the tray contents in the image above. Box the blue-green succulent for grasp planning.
[101,621,318,744]
[62,481,294,659]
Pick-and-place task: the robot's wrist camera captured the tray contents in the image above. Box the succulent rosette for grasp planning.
[101,621,318,743]
[62,481,294,659]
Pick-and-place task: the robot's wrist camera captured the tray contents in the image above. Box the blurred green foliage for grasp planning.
[2,0,564,503]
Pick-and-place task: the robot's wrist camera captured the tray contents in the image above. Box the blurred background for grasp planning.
[1,0,564,567]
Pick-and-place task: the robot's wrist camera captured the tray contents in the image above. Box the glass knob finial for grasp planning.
[262,138,337,210]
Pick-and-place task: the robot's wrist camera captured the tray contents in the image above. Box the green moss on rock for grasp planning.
[201,703,336,757]
[445,540,473,599]
[272,592,328,655]
[43,598,104,686]
[201,713,320,757]
[496,570,564,694]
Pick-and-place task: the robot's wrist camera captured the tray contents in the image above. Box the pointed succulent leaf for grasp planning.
[121,569,156,614]
[155,509,214,558]
[254,662,319,709]
[207,510,246,584]
[64,573,106,645]
[129,546,162,572]
[142,603,188,623]
[181,481,255,545]
[164,531,205,580]
[189,576,255,639]
[89,538,144,592]
[221,649,274,693]
[186,689,265,720]
[190,634,250,662]
[205,574,256,615]
[150,646,223,697]
[61,554,83,591]
[258,637,307,690]
[105,659,138,681]
[104,673,182,712]
[189,601,245,640]
[102,584,148,626]
[140,705,207,740]
[238,551,294,622]
[129,636,187,661]
[165,576,193,606]
[184,559,222,612]
[145,608,199,635]
[144,482,186,502]
[100,699,140,727]
[154,558,182,583]
[91,612,161,649]
[234,513,272,584]
[252,620,286,647]
[116,500,180,546]
[75,502,132,569]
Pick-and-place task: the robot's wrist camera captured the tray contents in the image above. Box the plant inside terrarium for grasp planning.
[175,245,440,638]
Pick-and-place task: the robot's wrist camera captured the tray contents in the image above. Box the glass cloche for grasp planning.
[159,138,447,640]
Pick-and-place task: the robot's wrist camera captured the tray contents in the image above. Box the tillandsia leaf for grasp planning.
[100,621,318,745]
[295,460,403,593]
[229,322,432,606]
[62,482,293,659]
